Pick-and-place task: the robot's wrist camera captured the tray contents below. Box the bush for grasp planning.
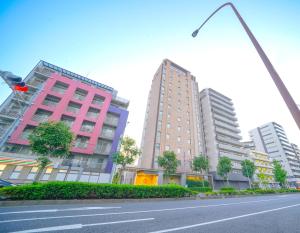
[0,182,193,200]
[189,187,212,193]
[186,180,210,188]
[220,186,236,192]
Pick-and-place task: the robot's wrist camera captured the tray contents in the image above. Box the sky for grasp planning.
[0,0,300,146]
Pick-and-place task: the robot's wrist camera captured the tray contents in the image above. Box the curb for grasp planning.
[0,197,197,207]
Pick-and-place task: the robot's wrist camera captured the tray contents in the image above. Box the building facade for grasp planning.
[139,59,202,172]
[0,61,129,184]
[249,122,300,187]
[199,88,248,188]
[248,150,274,187]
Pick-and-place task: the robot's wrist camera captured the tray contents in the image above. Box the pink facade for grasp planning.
[9,73,112,155]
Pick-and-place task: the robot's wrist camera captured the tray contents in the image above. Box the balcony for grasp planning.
[214,120,241,133]
[52,82,68,94]
[211,101,235,117]
[86,108,100,119]
[92,95,104,106]
[32,109,52,123]
[73,89,87,101]
[74,136,89,149]
[80,121,95,133]
[212,108,237,121]
[210,96,234,111]
[61,115,75,128]
[215,126,242,140]
[218,143,246,155]
[213,112,238,127]
[216,135,243,147]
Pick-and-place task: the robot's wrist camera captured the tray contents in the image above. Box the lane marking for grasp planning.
[0,207,121,215]
[9,218,154,233]
[147,203,300,233]
[0,196,295,224]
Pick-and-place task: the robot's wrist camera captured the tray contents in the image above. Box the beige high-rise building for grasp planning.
[139,59,202,172]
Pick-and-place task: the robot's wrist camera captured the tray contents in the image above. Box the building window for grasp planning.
[86,107,100,119]
[51,81,68,94]
[75,136,89,149]
[165,145,170,150]
[61,115,75,128]
[73,88,87,101]
[187,139,191,144]
[80,121,95,133]
[177,148,181,153]
[66,102,81,114]
[104,113,119,126]
[41,167,53,181]
[27,166,38,180]
[166,134,170,140]
[100,126,115,139]
[0,164,6,177]
[177,126,181,132]
[95,139,112,155]
[32,109,52,123]
[177,137,181,142]
[167,113,171,118]
[56,169,67,181]
[66,170,79,181]
[92,95,105,106]
[21,125,35,140]
[177,117,181,122]
[42,95,60,107]
[10,166,23,179]
[167,123,171,128]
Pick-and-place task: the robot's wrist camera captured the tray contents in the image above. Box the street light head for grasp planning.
[192,29,199,37]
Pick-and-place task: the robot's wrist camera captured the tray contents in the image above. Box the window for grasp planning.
[104,113,119,126]
[166,134,170,140]
[73,88,87,101]
[75,136,89,148]
[187,139,191,144]
[177,126,181,132]
[177,148,181,153]
[66,102,81,114]
[10,166,22,179]
[165,145,170,150]
[32,109,52,123]
[61,115,75,128]
[167,123,171,128]
[27,167,38,180]
[100,126,115,139]
[56,169,67,181]
[177,117,181,122]
[0,164,6,177]
[95,139,112,154]
[66,170,79,181]
[41,167,53,181]
[92,95,104,106]
[43,95,60,107]
[177,137,181,142]
[21,126,35,140]
[52,81,68,94]
[167,113,171,118]
[80,121,95,133]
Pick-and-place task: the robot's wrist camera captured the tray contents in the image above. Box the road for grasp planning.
[0,194,299,233]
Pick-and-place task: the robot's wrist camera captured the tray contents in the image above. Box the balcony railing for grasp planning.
[32,114,50,123]
[73,93,86,101]
[67,106,80,114]
[43,99,58,107]
[52,86,66,94]
[61,159,105,172]
[80,126,94,133]
[86,111,99,118]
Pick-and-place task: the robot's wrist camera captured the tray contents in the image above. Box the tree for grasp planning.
[257,173,269,189]
[217,156,232,186]
[191,155,209,187]
[113,136,141,184]
[273,160,287,188]
[241,159,256,188]
[157,151,181,181]
[29,121,74,182]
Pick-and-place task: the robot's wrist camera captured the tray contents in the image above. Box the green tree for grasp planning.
[217,156,232,186]
[29,121,74,182]
[113,136,141,184]
[241,159,256,188]
[257,173,269,189]
[191,155,209,187]
[157,151,181,181]
[273,160,287,188]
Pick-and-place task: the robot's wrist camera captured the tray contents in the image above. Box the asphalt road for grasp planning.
[0,194,300,233]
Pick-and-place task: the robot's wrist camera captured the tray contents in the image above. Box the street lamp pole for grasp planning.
[192,2,300,131]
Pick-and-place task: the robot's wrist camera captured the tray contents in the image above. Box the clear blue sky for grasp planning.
[1,0,300,144]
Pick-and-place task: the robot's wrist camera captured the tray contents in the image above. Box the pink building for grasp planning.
[0,61,129,184]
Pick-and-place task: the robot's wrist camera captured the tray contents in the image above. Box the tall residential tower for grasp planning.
[139,59,202,172]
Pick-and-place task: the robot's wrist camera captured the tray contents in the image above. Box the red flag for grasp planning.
[15,85,28,92]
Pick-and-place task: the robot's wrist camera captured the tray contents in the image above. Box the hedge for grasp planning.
[0,182,193,200]
[189,187,212,193]
[205,188,300,196]
[186,180,210,188]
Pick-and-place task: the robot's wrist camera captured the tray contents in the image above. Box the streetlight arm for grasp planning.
[192,2,300,131]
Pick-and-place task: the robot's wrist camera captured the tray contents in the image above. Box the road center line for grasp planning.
[0,207,121,215]
[147,203,300,233]
[0,197,294,224]
[9,218,154,233]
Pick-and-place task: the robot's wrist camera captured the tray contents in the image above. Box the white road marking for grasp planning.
[147,203,300,233]
[0,206,121,215]
[9,218,154,233]
[0,196,293,224]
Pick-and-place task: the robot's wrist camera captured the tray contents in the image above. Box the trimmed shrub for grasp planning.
[186,180,210,188]
[0,182,193,200]
[189,187,212,193]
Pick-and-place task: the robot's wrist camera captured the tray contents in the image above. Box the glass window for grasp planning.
[165,145,170,150]
[66,171,78,181]
[177,148,181,153]
[92,95,105,106]
[75,136,89,149]
[56,170,67,181]
[10,166,23,179]
[27,166,38,180]
[177,137,181,142]
[0,164,6,177]
[73,88,87,101]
